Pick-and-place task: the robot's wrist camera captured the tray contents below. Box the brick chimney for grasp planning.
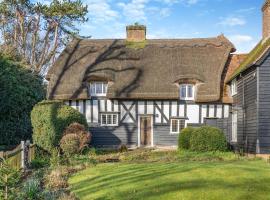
[262,0,270,39]
[126,24,146,42]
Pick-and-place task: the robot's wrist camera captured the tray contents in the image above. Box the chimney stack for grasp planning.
[262,0,270,40]
[126,23,146,42]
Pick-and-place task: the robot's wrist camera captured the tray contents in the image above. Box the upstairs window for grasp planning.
[90,82,108,97]
[180,84,194,100]
[231,79,237,96]
[101,113,118,126]
[170,119,185,134]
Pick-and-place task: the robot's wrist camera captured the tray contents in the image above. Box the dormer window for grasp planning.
[180,84,195,100]
[90,82,108,96]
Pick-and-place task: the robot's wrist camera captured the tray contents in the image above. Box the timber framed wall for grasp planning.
[65,99,230,148]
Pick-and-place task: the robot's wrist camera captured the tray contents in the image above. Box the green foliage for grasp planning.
[31,100,88,153]
[20,178,41,200]
[0,57,44,146]
[126,40,147,49]
[60,134,80,156]
[178,127,195,150]
[0,159,21,200]
[190,126,228,152]
[50,148,62,168]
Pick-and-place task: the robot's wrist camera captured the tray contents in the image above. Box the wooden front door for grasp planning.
[140,116,152,146]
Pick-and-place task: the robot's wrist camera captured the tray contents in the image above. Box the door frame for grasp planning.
[138,115,154,147]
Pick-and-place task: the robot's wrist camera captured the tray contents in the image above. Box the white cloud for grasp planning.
[229,35,253,44]
[118,0,149,21]
[228,35,255,53]
[218,16,246,27]
[85,0,119,23]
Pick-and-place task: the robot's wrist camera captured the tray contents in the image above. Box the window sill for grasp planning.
[170,132,179,135]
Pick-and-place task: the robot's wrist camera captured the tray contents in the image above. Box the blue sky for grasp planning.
[78,0,264,53]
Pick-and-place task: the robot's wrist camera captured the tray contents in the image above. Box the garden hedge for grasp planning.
[178,127,195,150]
[190,126,228,152]
[0,56,44,146]
[31,100,88,153]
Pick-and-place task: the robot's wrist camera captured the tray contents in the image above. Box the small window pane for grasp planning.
[102,115,106,125]
[113,114,117,125]
[188,85,193,98]
[90,84,95,94]
[171,119,178,133]
[179,120,185,132]
[181,86,186,98]
[103,83,108,94]
[96,83,103,94]
[107,114,112,125]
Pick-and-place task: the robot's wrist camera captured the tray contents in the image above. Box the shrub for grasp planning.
[21,178,41,200]
[60,134,80,156]
[45,168,68,190]
[50,148,62,168]
[119,144,128,152]
[178,127,195,150]
[63,123,91,152]
[0,56,44,146]
[31,100,88,153]
[190,126,228,152]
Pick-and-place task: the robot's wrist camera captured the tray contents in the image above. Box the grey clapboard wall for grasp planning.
[258,51,270,154]
[233,67,258,153]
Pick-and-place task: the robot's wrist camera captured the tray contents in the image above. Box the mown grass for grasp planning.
[69,150,270,200]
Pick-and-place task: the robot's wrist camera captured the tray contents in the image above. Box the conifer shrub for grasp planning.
[31,101,88,153]
[190,126,228,152]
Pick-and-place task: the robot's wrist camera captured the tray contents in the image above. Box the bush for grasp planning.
[63,123,91,152]
[190,126,228,152]
[178,127,195,150]
[21,178,41,200]
[60,134,80,156]
[31,100,88,153]
[0,56,44,146]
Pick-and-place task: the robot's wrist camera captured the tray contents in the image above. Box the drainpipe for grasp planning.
[256,67,260,154]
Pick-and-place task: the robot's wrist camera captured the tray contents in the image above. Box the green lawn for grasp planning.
[69,154,270,200]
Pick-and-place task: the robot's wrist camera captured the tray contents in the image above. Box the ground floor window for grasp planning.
[170,118,185,134]
[101,113,118,126]
[232,111,237,142]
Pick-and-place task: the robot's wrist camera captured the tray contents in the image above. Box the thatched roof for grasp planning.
[47,35,235,102]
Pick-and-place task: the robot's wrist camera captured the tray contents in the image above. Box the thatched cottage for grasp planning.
[46,1,270,152]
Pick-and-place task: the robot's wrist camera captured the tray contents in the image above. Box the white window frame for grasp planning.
[89,82,108,97]
[170,118,186,134]
[180,84,195,101]
[101,113,118,126]
[231,79,237,96]
[231,111,237,142]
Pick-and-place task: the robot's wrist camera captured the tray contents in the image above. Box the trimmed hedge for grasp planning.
[190,126,228,152]
[178,127,195,150]
[31,100,88,153]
